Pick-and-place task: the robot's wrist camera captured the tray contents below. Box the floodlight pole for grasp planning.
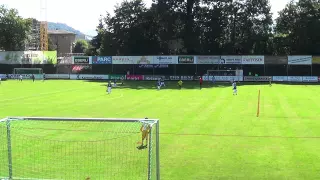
[6,118,13,179]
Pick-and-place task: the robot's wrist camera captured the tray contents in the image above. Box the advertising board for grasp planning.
[302,76,318,82]
[196,56,220,64]
[45,74,70,79]
[288,56,312,65]
[241,56,264,64]
[244,76,269,82]
[272,76,288,82]
[153,56,178,64]
[288,76,303,82]
[70,74,109,80]
[92,56,112,64]
[220,56,242,64]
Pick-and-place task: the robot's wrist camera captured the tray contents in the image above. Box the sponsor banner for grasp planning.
[72,56,92,64]
[319,77,320,82]
[288,56,312,65]
[244,76,269,82]
[312,56,320,64]
[45,74,70,79]
[178,56,195,64]
[272,76,288,82]
[70,74,109,80]
[126,75,144,80]
[0,51,57,64]
[195,56,220,64]
[7,74,42,79]
[203,76,243,81]
[132,56,153,64]
[144,75,165,81]
[220,56,242,64]
[153,56,178,64]
[265,56,287,64]
[302,76,318,82]
[0,74,7,79]
[138,64,169,68]
[169,76,180,80]
[92,56,112,64]
[112,56,133,64]
[288,76,303,82]
[241,56,264,65]
[180,76,194,81]
[109,75,126,80]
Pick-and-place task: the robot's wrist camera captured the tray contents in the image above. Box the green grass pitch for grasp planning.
[1,80,320,180]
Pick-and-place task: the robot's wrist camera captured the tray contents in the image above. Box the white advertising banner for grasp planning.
[46,74,70,79]
[203,76,243,82]
[302,76,318,82]
[112,56,133,64]
[241,56,264,64]
[220,56,242,64]
[153,56,178,64]
[70,74,109,80]
[288,56,312,65]
[0,74,7,79]
[272,76,288,82]
[132,56,153,64]
[195,56,220,64]
[288,76,303,82]
[8,74,42,79]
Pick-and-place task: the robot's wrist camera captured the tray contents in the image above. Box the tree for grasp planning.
[276,0,320,55]
[73,39,89,53]
[48,37,57,51]
[0,5,31,51]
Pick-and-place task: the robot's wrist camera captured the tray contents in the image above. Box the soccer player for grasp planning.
[178,80,183,89]
[43,73,46,82]
[19,75,23,81]
[140,118,151,148]
[232,81,237,95]
[107,81,112,94]
[212,76,215,84]
[160,78,165,87]
[269,76,272,87]
[113,79,117,87]
[31,74,35,82]
[199,77,203,89]
[120,76,124,85]
[157,80,161,90]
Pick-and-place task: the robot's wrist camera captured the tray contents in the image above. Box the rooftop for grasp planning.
[48,30,76,35]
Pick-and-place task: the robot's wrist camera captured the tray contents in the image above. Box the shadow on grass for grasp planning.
[83,80,320,90]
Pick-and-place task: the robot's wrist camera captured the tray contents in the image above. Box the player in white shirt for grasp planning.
[19,75,23,81]
[0,77,1,84]
[232,81,237,95]
[160,78,165,87]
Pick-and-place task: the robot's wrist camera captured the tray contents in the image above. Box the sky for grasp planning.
[2,0,290,36]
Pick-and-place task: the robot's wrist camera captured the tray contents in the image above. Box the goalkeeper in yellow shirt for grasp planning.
[178,80,183,89]
[140,118,151,148]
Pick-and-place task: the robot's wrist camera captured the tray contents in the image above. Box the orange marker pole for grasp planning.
[257,89,261,117]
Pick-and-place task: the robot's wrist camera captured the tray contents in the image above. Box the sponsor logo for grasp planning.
[180,76,194,81]
[126,75,144,80]
[272,76,288,82]
[154,56,177,64]
[46,74,70,79]
[74,57,89,64]
[242,56,264,64]
[112,56,133,64]
[178,56,194,64]
[196,56,220,64]
[92,56,112,64]
[136,56,151,64]
[169,76,180,80]
[302,76,318,82]
[244,76,269,81]
[288,56,312,65]
[288,76,303,82]
[144,75,164,81]
[220,56,242,64]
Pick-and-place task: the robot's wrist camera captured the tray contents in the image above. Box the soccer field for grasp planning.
[1,80,320,180]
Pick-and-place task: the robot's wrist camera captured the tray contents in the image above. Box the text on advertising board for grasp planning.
[92,56,112,64]
[178,56,194,64]
[74,57,89,64]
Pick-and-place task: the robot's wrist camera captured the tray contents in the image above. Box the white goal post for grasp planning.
[0,117,160,180]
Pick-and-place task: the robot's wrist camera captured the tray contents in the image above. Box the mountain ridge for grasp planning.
[48,22,94,39]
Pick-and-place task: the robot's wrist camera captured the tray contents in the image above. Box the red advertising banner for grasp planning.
[126,75,144,80]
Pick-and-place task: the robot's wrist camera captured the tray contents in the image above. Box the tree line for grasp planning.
[1,0,319,56]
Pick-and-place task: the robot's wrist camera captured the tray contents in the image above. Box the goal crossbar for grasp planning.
[6,116,159,123]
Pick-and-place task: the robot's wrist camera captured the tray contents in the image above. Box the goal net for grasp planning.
[0,117,160,180]
[13,68,43,74]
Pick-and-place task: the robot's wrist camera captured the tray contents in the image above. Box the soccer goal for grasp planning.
[13,68,43,74]
[0,117,160,180]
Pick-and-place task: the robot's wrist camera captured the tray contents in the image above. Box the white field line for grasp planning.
[0,86,94,103]
[0,177,61,180]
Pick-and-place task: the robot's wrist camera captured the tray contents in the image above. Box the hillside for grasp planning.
[48,22,90,39]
